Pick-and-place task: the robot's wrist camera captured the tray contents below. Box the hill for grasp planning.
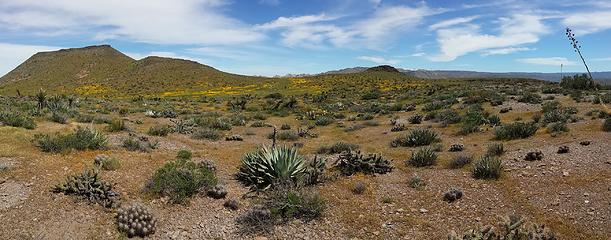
[0,45,288,97]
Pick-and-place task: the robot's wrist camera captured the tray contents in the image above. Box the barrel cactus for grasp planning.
[116,203,157,238]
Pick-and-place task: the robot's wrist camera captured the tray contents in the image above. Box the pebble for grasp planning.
[419,208,428,213]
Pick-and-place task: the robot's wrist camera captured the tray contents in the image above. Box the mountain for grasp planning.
[321,66,611,84]
[0,45,282,97]
[366,65,400,73]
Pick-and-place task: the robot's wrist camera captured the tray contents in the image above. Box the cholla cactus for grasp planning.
[116,203,157,238]
[53,169,119,208]
[447,215,556,240]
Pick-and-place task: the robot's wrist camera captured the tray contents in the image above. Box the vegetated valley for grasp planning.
[0,45,609,239]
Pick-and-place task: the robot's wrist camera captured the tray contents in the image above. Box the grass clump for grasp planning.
[34,127,107,152]
[148,124,174,136]
[316,141,359,154]
[192,128,222,141]
[0,111,36,129]
[391,128,440,147]
[472,156,502,180]
[334,150,393,175]
[486,143,505,156]
[547,121,568,134]
[146,158,217,204]
[407,147,437,167]
[269,131,299,141]
[265,186,326,222]
[94,155,121,171]
[106,118,127,132]
[448,155,472,169]
[494,122,538,140]
[314,116,334,126]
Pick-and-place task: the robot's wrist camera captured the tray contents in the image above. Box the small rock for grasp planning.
[419,208,428,213]
[562,171,569,177]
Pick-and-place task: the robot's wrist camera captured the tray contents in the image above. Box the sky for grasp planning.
[0,0,610,76]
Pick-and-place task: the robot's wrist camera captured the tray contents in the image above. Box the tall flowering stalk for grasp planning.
[565,28,593,80]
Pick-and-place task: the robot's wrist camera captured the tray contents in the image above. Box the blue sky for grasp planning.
[1,0,610,76]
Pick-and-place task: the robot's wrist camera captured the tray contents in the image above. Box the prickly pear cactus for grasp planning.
[447,215,556,240]
[116,203,157,238]
[52,169,119,208]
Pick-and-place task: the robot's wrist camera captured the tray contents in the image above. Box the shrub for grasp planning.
[604,118,611,132]
[494,122,538,140]
[269,131,299,141]
[390,123,406,132]
[0,111,36,129]
[448,144,464,152]
[344,124,365,132]
[560,74,598,90]
[409,175,426,189]
[391,128,440,147]
[316,141,359,154]
[122,137,157,152]
[408,115,423,124]
[237,146,306,190]
[266,186,326,221]
[94,155,121,171]
[148,124,173,136]
[177,149,192,160]
[147,158,217,203]
[334,150,393,175]
[236,207,274,233]
[250,121,266,128]
[517,92,542,104]
[314,116,334,126]
[437,110,461,124]
[34,127,107,152]
[280,123,291,130]
[192,128,222,141]
[486,143,505,156]
[224,199,240,210]
[547,122,568,133]
[472,156,502,180]
[106,119,127,132]
[53,169,119,208]
[50,111,68,124]
[448,155,472,169]
[75,114,95,123]
[407,147,437,167]
[352,181,366,194]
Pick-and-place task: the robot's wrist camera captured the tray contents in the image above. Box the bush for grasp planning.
[122,137,158,152]
[106,119,127,132]
[407,147,437,167]
[517,92,542,104]
[314,116,334,126]
[94,155,121,171]
[265,186,326,221]
[250,121,266,128]
[334,150,393,175]
[391,128,440,147]
[352,181,366,194]
[269,131,299,141]
[448,155,472,169]
[147,158,217,203]
[192,128,222,141]
[148,124,173,136]
[75,114,95,123]
[237,146,307,190]
[547,122,568,133]
[280,123,291,130]
[472,156,502,180]
[408,115,423,124]
[316,141,359,154]
[34,127,107,152]
[486,143,505,156]
[50,111,68,124]
[0,111,36,129]
[437,109,461,124]
[494,122,538,140]
[177,149,192,160]
[560,74,598,90]
[409,175,426,189]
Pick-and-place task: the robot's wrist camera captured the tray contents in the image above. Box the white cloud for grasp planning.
[0,0,263,45]
[257,4,435,48]
[411,52,426,57]
[518,57,576,66]
[428,16,479,31]
[0,43,60,76]
[592,57,611,61]
[563,11,611,35]
[357,56,399,65]
[430,14,548,61]
[482,47,535,56]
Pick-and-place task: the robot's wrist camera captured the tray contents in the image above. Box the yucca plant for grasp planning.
[391,128,440,147]
[237,145,307,190]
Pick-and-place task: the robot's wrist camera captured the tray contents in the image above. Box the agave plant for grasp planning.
[237,145,307,190]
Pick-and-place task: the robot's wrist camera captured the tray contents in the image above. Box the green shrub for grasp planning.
[122,137,157,152]
[409,175,426,189]
[316,141,359,154]
[280,123,291,130]
[560,74,598,90]
[106,119,127,132]
[250,121,266,128]
[494,122,538,140]
[335,150,393,175]
[147,158,217,203]
[408,115,423,124]
[75,114,95,123]
[437,109,461,124]
[237,146,307,190]
[148,124,173,136]
[391,128,440,147]
[269,131,299,141]
[50,111,68,124]
[486,143,505,156]
[34,127,107,152]
[448,155,472,169]
[0,111,36,129]
[517,92,542,104]
[192,128,222,141]
[265,186,326,221]
[177,149,192,160]
[94,155,121,171]
[472,156,502,180]
[314,116,334,126]
[407,147,437,167]
[547,122,568,133]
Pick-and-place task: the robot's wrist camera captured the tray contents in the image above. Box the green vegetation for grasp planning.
[407,147,437,167]
[334,150,393,175]
[237,146,307,190]
[0,111,36,129]
[472,156,503,180]
[34,127,107,152]
[53,169,118,208]
[494,122,538,140]
[392,128,440,147]
[94,155,121,171]
[147,158,218,203]
[316,141,359,154]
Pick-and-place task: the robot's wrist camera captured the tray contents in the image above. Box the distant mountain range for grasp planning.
[322,66,611,84]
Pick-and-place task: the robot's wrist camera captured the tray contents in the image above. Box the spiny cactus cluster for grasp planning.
[524,151,544,161]
[116,203,157,238]
[53,169,119,208]
[391,123,406,132]
[448,215,556,240]
[449,144,465,152]
[335,150,393,176]
[443,188,463,203]
[557,146,569,154]
[225,134,243,141]
[207,184,228,199]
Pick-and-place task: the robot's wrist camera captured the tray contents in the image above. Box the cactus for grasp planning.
[53,169,119,208]
[237,145,307,190]
[207,184,228,199]
[449,144,465,152]
[524,151,544,161]
[334,150,393,175]
[448,215,556,240]
[116,203,157,238]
